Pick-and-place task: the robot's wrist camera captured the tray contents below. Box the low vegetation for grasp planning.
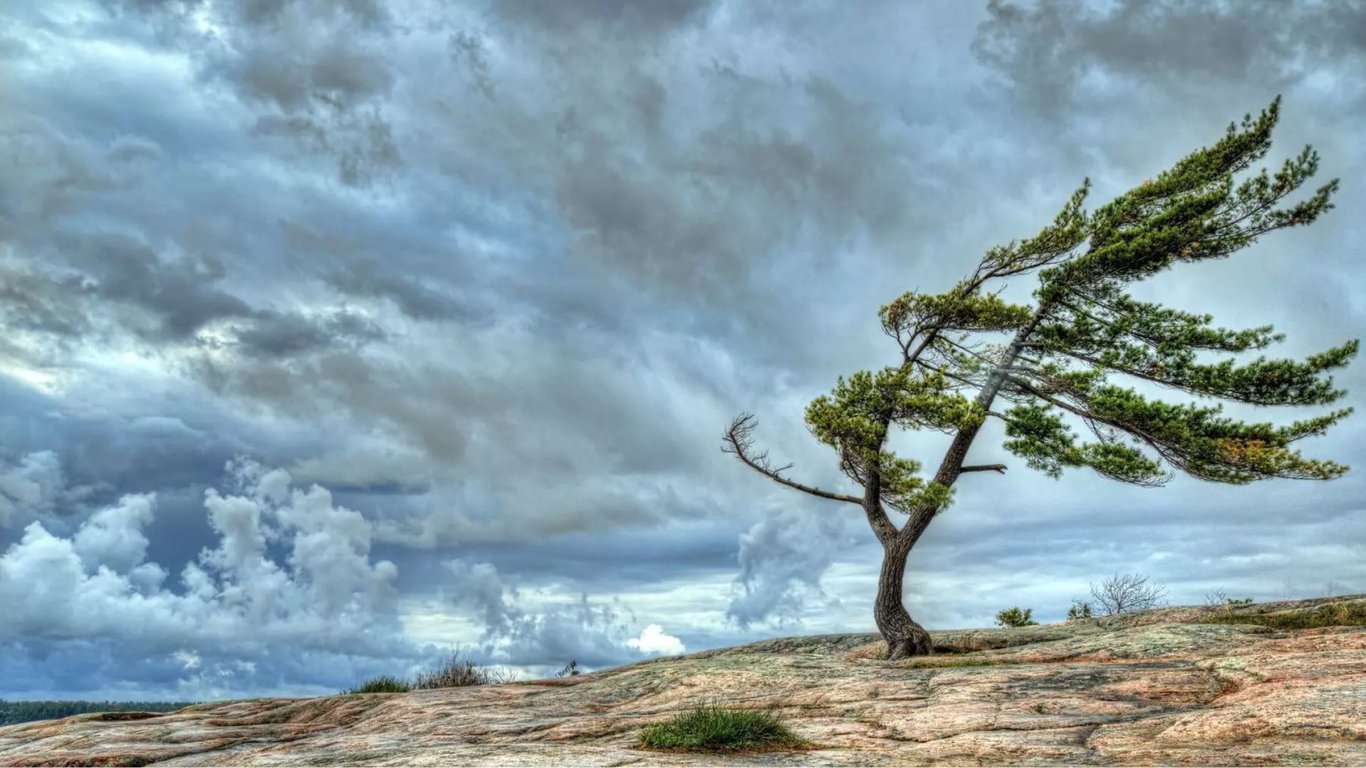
[345,651,509,695]
[1204,601,1366,630]
[413,651,511,689]
[1066,600,1094,621]
[995,606,1039,627]
[638,705,807,753]
[347,675,412,694]
[1205,589,1254,606]
[0,700,192,726]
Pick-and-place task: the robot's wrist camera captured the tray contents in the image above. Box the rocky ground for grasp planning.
[2,596,1363,766]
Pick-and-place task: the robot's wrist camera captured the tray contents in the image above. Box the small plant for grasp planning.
[1090,572,1168,616]
[1066,600,1093,621]
[556,660,580,678]
[994,606,1039,628]
[413,650,510,689]
[1204,589,1254,606]
[347,676,411,694]
[638,705,806,752]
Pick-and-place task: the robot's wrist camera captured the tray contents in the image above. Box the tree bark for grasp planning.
[874,540,933,658]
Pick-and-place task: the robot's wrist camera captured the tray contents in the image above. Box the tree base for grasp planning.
[884,624,934,659]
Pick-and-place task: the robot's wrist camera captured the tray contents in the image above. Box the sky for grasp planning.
[1,0,1364,701]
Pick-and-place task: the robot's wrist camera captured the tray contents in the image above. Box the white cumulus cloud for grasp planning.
[0,457,416,699]
[627,624,685,656]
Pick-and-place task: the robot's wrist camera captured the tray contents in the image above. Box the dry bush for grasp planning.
[412,651,510,689]
[1089,572,1167,616]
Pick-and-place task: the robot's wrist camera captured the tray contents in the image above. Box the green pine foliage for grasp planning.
[731,98,1353,532]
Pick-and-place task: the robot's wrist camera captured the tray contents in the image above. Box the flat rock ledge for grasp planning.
[2,596,1364,766]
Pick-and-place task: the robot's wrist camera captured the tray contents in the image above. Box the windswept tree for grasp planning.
[723,98,1355,658]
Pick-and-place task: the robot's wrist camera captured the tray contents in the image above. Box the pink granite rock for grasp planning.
[2,596,1363,766]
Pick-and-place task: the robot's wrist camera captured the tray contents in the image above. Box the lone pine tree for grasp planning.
[723,98,1356,659]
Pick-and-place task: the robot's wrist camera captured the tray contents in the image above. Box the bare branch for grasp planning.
[960,464,1008,474]
[1089,572,1168,616]
[722,414,864,505]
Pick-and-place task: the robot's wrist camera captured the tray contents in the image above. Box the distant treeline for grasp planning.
[0,699,195,726]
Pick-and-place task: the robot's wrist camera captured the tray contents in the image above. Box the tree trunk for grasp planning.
[874,541,933,659]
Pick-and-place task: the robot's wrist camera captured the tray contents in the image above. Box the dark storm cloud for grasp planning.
[233,309,385,358]
[491,0,712,36]
[323,266,472,322]
[60,231,252,339]
[101,0,402,186]
[975,0,1366,114]
[0,267,92,341]
[3,0,1366,699]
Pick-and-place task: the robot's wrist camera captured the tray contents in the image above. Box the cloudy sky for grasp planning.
[2,0,1364,701]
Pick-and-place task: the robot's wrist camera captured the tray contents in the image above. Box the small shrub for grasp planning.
[413,651,510,689]
[1066,600,1093,621]
[348,676,411,694]
[1090,572,1167,616]
[994,606,1039,628]
[639,705,805,752]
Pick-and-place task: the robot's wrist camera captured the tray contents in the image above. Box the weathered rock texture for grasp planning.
[2,596,1364,766]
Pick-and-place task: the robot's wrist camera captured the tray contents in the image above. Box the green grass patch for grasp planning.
[638,706,807,753]
[1204,602,1366,630]
[347,675,412,694]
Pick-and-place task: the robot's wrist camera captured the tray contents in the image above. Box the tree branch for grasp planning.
[960,464,1008,474]
[722,414,864,505]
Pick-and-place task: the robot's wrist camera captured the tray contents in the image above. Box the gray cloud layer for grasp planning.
[2,0,1364,697]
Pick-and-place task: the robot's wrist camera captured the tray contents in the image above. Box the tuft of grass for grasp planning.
[638,705,807,753]
[1205,602,1366,630]
[345,651,511,695]
[347,675,412,694]
[413,651,511,690]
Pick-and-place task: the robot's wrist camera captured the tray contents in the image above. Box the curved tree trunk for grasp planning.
[874,540,933,659]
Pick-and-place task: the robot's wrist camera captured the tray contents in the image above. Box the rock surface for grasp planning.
[2,596,1364,766]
